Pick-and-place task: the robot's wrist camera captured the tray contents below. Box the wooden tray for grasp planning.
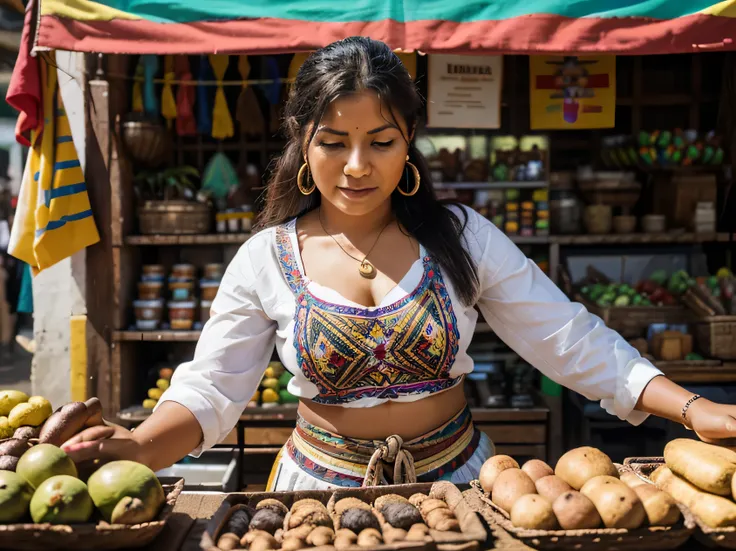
[0,478,183,551]
[625,456,736,549]
[469,464,695,551]
[202,482,488,551]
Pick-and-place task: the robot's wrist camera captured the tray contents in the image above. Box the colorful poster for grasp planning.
[530,56,616,130]
[427,54,502,129]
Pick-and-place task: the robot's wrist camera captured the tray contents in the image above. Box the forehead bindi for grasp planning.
[321,93,405,135]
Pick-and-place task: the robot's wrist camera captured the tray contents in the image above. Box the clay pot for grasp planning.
[172,264,197,279]
[200,281,220,301]
[138,280,164,300]
[141,265,166,282]
[642,214,666,233]
[169,278,195,301]
[168,301,197,330]
[133,299,164,330]
[583,205,613,234]
[203,263,224,281]
[613,215,637,234]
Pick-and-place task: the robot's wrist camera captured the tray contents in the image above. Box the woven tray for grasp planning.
[469,464,695,551]
[0,478,184,551]
[202,482,487,551]
[625,456,736,549]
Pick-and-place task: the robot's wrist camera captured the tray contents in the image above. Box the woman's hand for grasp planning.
[686,398,736,446]
[61,422,148,466]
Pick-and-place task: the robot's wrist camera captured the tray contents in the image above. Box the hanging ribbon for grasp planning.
[174,56,196,136]
[131,58,144,113]
[161,55,177,128]
[236,55,264,138]
[262,57,282,105]
[196,55,213,135]
[395,51,417,80]
[209,54,234,140]
[142,55,159,117]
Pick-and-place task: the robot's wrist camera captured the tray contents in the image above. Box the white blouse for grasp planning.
[156,205,663,455]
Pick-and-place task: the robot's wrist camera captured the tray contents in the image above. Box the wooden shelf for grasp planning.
[113,330,202,342]
[434,181,548,190]
[510,236,549,245]
[125,233,252,246]
[550,233,731,245]
[655,361,736,384]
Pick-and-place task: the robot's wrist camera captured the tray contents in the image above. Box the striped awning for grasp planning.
[36,0,736,55]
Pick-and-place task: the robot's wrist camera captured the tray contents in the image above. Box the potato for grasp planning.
[620,472,647,489]
[479,455,519,493]
[632,484,681,526]
[83,397,104,427]
[492,468,537,514]
[580,475,625,497]
[664,438,736,496]
[552,491,602,530]
[522,459,554,482]
[535,475,572,502]
[38,401,89,446]
[0,438,31,458]
[357,528,382,547]
[510,494,558,530]
[306,526,335,546]
[585,482,646,529]
[555,447,618,490]
[654,466,736,528]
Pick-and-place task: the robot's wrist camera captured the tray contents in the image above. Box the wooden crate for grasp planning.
[695,316,736,360]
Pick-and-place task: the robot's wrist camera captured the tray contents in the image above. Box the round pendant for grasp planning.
[359,260,376,279]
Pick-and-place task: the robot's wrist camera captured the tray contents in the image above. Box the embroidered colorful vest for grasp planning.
[276,220,461,405]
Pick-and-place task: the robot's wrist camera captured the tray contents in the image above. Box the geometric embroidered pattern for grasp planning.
[276,220,461,405]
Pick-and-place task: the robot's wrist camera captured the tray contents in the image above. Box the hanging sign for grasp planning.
[530,55,616,130]
[427,54,502,129]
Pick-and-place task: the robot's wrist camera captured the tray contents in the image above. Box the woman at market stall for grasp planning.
[63,37,736,488]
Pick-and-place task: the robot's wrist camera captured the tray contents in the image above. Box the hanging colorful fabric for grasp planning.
[131,57,144,112]
[395,51,417,80]
[209,54,234,140]
[142,55,159,118]
[236,55,264,138]
[174,56,196,136]
[161,55,177,128]
[196,55,213,135]
[262,56,282,105]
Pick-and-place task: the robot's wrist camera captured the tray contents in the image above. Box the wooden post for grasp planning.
[85,57,115,416]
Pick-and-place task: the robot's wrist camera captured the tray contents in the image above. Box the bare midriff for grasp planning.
[297,382,467,441]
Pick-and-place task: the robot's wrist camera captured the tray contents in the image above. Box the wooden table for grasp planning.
[125,489,715,551]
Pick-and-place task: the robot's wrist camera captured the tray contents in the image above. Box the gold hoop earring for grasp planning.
[399,161,420,197]
[297,163,315,195]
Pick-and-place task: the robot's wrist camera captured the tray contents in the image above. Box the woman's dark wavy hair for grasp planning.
[257,36,479,305]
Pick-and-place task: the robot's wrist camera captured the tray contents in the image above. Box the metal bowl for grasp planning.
[121,119,171,168]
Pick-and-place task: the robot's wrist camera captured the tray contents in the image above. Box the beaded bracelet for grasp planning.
[681,394,702,429]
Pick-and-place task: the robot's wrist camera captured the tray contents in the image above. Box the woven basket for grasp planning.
[0,478,183,551]
[694,316,736,360]
[202,481,487,551]
[137,201,212,235]
[469,464,695,551]
[624,457,736,549]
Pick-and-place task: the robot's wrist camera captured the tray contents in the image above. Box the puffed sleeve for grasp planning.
[459,206,663,425]
[155,238,277,456]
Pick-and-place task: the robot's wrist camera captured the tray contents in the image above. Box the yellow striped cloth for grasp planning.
[9,52,100,274]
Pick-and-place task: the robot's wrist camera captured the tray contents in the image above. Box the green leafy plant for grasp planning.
[134,166,200,201]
